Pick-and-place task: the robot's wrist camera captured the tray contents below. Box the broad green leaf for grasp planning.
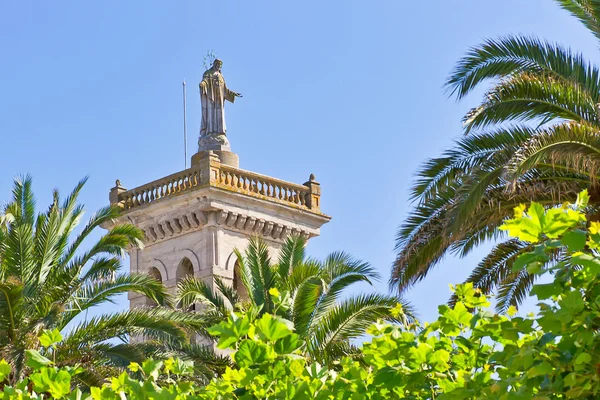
[25,349,52,369]
[530,282,562,300]
[528,202,545,232]
[560,291,585,314]
[526,362,552,378]
[141,359,163,380]
[47,370,72,398]
[91,386,117,400]
[234,339,271,368]
[500,218,540,242]
[560,230,587,253]
[274,333,302,354]
[575,352,592,365]
[575,189,590,210]
[171,358,194,376]
[512,245,549,273]
[39,328,63,348]
[30,367,73,399]
[254,313,294,342]
[0,360,10,382]
[446,302,472,326]
[571,253,600,276]
[207,313,251,349]
[67,387,83,400]
[409,343,432,365]
[430,349,450,371]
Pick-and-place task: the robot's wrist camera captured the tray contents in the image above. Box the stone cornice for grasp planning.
[139,208,311,246]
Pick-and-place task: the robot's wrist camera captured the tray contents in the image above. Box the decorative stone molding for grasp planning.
[139,208,314,246]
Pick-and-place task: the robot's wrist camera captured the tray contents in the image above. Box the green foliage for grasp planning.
[39,329,63,349]
[4,194,600,397]
[178,235,413,366]
[393,0,600,310]
[0,176,225,385]
[179,198,600,398]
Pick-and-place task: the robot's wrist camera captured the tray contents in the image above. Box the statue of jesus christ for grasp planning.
[199,59,242,150]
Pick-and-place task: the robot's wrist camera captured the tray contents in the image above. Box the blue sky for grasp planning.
[1,0,597,322]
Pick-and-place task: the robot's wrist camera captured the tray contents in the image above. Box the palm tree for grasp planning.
[0,176,225,385]
[392,1,600,312]
[178,236,412,366]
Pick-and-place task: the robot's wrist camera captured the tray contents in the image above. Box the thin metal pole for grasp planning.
[183,79,187,169]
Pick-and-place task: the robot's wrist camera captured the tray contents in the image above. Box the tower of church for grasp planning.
[104,60,330,309]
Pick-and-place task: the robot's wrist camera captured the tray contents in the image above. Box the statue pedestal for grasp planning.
[191,150,239,168]
[196,133,239,168]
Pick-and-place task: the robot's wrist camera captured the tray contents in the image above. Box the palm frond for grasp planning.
[446,35,600,102]
[507,122,600,180]
[411,125,534,203]
[0,281,23,341]
[463,72,597,133]
[555,0,600,41]
[310,294,397,356]
[214,276,240,308]
[62,308,204,346]
[291,276,325,337]
[393,174,586,294]
[495,268,536,313]
[236,237,275,314]
[177,275,227,312]
[277,235,306,284]
[58,274,172,328]
[58,206,128,268]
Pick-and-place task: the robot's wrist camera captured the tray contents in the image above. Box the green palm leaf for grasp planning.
[446,35,600,101]
[277,235,306,283]
[394,7,600,310]
[0,177,218,384]
[310,294,399,355]
[556,0,600,41]
[462,73,597,133]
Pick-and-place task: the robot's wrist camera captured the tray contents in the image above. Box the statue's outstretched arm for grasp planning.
[224,85,242,102]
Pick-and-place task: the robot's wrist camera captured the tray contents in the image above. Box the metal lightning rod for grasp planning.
[183,79,188,169]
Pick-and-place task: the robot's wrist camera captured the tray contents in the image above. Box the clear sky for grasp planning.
[1,0,597,322]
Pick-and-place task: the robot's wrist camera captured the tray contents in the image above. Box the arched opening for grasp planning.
[233,260,249,300]
[177,258,196,311]
[148,267,162,282]
[145,267,163,307]
[177,258,194,282]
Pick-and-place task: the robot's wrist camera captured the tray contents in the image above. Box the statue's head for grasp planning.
[213,59,223,71]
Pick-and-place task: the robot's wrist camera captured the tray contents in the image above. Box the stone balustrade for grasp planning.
[110,152,322,213]
[217,165,310,209]
[115,168,202,210]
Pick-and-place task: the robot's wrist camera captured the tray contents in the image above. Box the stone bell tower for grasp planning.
[105,60,330,309]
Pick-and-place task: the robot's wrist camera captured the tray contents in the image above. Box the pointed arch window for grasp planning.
[145,267,163,307]
[177,258,195,311]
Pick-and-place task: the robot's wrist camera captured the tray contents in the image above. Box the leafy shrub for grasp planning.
[2,191,600,398]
